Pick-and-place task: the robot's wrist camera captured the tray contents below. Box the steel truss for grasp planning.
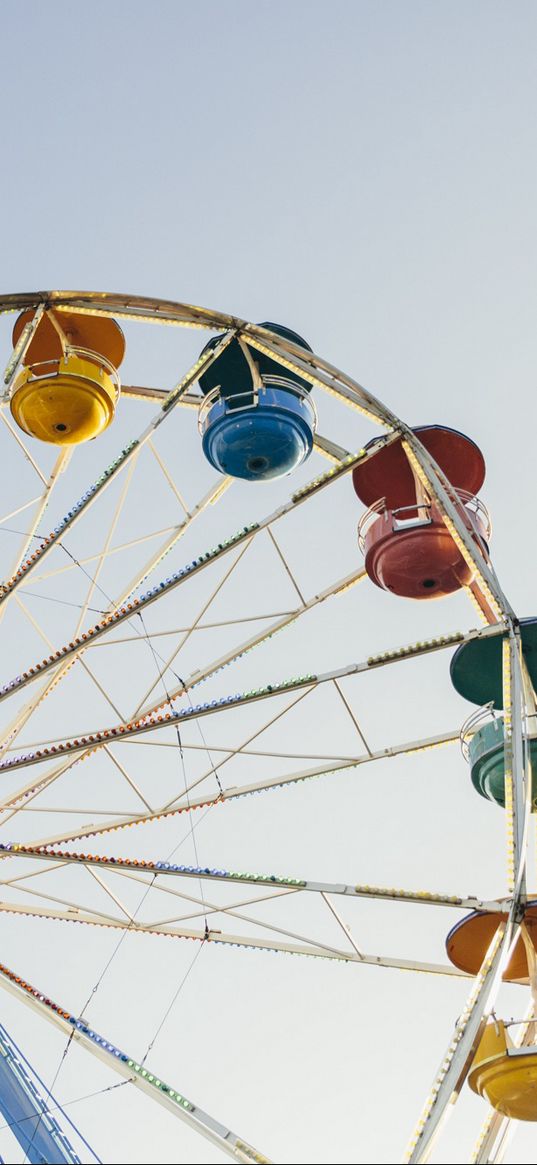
[0,291,531,1165]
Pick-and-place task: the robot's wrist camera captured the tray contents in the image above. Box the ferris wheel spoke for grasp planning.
[0,605,368,834]
[0,678,320,773]
[118,478,235,604]
[331,676,372,755]
[0,448,72,629]
[0,481,248,717]
[27,524,187,586]
[0,493,44,526]
[0,860,502,996]
[0,882,137,927]
[0,436,380,710]
[0,951,271,1165]
[0,859,64,886]
[161,686,315,811]
[0,682,314,835]
[0,412,50,487]
[126,619,500,745]
[265,527,306,605]
[0,834,495,969]
[0,860,336,939]
[131,532,255,716]
[0,615,505,796]
[113,873,304,922]
[320,890,366,958]
[0,659,474,776]
[80,661,128,722]
[84,865,139,922]
[14,593,126,726]
[1,301,46,392]
[0,900,470,975]
[146,436,195,516]
[123,741,357,758]
[102,745,156,813]
[95,874,362,959]
[3,451,140,736]
[13,593,129,726]
[135,566,366,716]
[13,859,402,963]
[0,736,158,831]
[1,804,142,822]
[0,841,506,914]
[0,896,364,960]
[312,433,352,462]
[0,475,234,770]
[123,383,188,403]
[1,577,504,721]
[88,611,299,647]
[25,726,464,849]
[72,447,140,638]
[0,326,237,606]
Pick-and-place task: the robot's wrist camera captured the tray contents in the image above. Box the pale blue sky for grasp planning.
[0,3,536,1164]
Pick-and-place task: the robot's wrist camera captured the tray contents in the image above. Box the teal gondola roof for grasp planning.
[450,617,537,709]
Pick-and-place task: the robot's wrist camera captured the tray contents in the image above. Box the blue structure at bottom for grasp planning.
[0,1023,81,1163]
[201,384,315,481]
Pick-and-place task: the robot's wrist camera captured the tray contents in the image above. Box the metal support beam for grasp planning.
[0,956,271,1164]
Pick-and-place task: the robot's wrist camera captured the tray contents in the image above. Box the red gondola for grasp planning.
[353,425,490,599]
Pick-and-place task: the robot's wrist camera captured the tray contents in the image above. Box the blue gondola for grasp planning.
[198,323,316,481]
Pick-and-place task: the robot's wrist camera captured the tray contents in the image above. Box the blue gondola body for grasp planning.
[198,323,315,481]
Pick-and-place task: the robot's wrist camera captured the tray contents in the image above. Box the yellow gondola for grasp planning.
[469,1020,537,1120]
[9,309,125,445]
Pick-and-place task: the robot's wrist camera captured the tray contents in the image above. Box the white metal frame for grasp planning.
[0,290,531,1165]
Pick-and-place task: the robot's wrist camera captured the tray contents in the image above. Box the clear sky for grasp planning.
[0,2,536,1163]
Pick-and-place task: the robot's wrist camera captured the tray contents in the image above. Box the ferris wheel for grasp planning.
[0,290,533,1165]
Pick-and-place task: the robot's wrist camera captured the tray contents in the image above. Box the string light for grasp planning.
[0,842,307,888]
[353,884,464,906]
[502,639,517,894]
[0,674,317,772]
[0,440,139,597]
[291,452,365,501]
[0,525,259,701]
[0,958,192,1105]
[404,924,506,1161]
[244,333,392,425]
[367,631,464,666]
[54,304,216,331]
